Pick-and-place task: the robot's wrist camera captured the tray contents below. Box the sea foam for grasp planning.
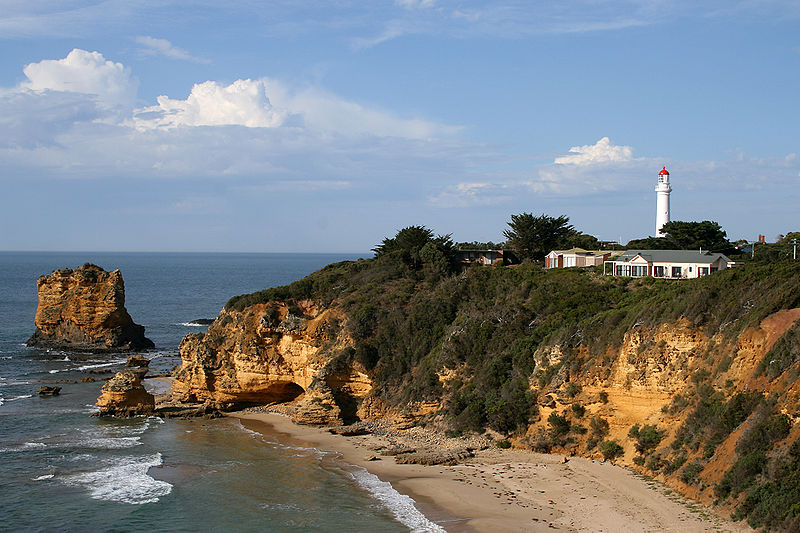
[350,468,446,533]
[64,453,172,505]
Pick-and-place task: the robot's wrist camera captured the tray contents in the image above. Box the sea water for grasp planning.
[0,252,442,532]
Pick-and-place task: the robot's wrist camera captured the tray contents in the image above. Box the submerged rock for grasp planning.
[38,386,61,396]
[96,368,154,417]
[27,263,154,353]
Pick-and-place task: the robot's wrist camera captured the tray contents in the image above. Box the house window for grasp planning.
[699,267,709,276]
[710,267,718,273]
[615,264,623,276]
[671,266,682,278]
[653,266,665,277]
[632,265,647,277]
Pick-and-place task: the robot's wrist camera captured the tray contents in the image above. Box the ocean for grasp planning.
[0,252,443,532]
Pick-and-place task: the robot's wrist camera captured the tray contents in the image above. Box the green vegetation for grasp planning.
[628,424,666,455]
[600,440,624,461]
[626,220,730,252]
[220,228,800,529]
[503,212,574,261]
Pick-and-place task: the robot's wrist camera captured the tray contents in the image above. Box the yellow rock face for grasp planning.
[27,264,154,352]
[172,303,374,424]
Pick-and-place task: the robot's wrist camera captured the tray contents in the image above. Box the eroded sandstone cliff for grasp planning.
[27,264,154,352]
[172,258,800,529]
[173,301,374,425]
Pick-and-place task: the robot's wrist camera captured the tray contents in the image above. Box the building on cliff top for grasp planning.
[454,249,518,266]
[544,248,619,269]
[603,249,736,279]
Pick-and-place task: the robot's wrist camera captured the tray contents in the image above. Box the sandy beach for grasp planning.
[231,411,752,533]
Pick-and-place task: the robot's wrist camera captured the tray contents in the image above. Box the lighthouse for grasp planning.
[655,166,671,237]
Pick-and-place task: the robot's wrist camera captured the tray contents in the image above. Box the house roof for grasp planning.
[550,248,613,256]
[613,249,732,264]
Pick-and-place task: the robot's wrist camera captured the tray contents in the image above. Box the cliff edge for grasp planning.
[27,263,154,352]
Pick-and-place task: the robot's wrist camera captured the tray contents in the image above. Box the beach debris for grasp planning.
[393,447,474,466]
[328,423,371,436]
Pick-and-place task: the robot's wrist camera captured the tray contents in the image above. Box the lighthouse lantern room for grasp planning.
[655,166,671,237]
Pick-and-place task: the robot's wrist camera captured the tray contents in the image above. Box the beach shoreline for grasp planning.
[229,411,752,533]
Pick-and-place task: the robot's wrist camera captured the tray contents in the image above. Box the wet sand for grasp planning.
[230,411,752,533]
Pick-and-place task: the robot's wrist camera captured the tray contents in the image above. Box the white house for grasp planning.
[603,250,736,279]
[544,248,615,269]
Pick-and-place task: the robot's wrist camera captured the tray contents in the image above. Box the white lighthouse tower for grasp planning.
[655,166,671,237]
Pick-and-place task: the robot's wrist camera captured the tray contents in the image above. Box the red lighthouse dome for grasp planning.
[659,166,669,176]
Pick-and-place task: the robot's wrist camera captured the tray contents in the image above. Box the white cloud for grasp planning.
[134,79,287,129]
[135,36,209,63]
[396,0,436,9]
[22,48,138,108]
[554,137,634,166]
[428,182,511,207]
[265,80,460,139]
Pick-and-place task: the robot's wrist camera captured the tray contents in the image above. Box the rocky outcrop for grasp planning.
[96,365,155,417]
[172,302,374,424]
[27,264,154,352]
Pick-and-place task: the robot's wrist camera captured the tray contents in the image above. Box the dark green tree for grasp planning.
[503,213,574,261]
[560,231,600,250]
[626,221,731,251]
[372,225,455,269]
[661,221,730,251]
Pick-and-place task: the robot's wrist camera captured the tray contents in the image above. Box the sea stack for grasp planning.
[96,366,155,416]
[27,263,154,352]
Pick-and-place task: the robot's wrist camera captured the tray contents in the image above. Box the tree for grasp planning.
[503,213,574,261]
[372,225,455,270]
[626,220,731,251]
[560,231,600,250]
[661,221,730,251]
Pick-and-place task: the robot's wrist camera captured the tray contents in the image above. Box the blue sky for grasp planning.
[1,1,798,252]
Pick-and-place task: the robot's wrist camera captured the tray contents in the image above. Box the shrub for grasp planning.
[600,440,624,461]
[565,382,582,398]
[571,403,586,418]
[496,440,511,449]
[629,424,665,454]
[589,416,609,438]
[680,460,705,485]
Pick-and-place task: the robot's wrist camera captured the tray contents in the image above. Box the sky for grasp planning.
[0,1,798,253]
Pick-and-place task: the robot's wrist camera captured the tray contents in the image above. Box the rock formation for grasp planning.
[172,302,373,424]
[27,264,154,352]
[96,357,155,416]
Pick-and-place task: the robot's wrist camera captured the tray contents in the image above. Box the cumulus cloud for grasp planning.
[134,79,287,129]
[554,136,634,166]
[135,36,209,63]
[22,48,137,108]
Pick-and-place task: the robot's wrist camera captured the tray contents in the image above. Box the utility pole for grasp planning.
[793,238,797,261]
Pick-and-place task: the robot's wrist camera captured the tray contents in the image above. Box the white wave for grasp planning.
[61,356,70,361]
[0,356,12,360]
[32,474,55,481]
[350,468,446,533]
[7,394,32,402]
[0,442,47,453]
[0,378,31,387]
[49,361,121,374]
[63,453,172,505]
[177,322,208,327]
